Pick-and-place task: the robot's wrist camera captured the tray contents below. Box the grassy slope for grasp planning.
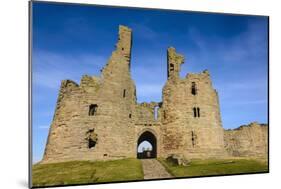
[32,158,143,187]
[33,158,268,187]
[158,158,268,177]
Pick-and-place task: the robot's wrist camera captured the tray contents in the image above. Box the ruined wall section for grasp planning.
[42,72,114,163]
[161,48,188,156]
[135,102,160,123]
[99,25,136,116]
[167,47,184,79]
[94,25,137,158]
[224,122,268,158]
[183,72,226,158]
[161,48,226,159]
[73,25,138,160]
[80,75,101,93]
[42,25,137,163]
[42,80,87,162]
[133,102,163,156]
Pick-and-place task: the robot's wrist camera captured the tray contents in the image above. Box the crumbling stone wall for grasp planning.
[224,122,268,158]
[161,48,226,159]
[41,25,268,163]
[43,25,137,163]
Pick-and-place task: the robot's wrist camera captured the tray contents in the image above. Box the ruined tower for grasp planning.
[41,25,267,163]
[161,47,226,158]
[167,47,184,79]
[43,25,137,162]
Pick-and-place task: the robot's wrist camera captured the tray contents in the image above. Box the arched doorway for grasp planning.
[137,131,157,159]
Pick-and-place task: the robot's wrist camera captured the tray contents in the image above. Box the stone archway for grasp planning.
[137,131,157,159]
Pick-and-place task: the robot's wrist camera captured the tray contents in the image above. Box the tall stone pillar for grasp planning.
[167,47,184,79]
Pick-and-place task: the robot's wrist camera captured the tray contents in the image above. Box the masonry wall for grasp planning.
[42,26,137,163]
[161,48,226,159]
[224,122,268,158]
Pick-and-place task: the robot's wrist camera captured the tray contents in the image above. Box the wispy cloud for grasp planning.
[183,20,267,70]
[131,23,158,40]
[38,125,50,129]
[33,50,107,90]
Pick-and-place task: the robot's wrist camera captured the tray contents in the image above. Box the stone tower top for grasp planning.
[116,25,132,60]
[167,47,184,79]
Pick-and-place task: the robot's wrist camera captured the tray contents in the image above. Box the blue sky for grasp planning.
[32,2,268,163]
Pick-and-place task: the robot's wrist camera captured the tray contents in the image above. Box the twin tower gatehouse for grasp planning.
[41,25,267,163]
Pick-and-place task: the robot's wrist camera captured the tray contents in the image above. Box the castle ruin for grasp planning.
[41,25,268,163]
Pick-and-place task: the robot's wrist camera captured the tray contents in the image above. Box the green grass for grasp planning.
[32,158,268,187]
[158,158,268,177]
[32,158,143,187]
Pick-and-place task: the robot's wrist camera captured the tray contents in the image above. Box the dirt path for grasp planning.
[141,159,173,179]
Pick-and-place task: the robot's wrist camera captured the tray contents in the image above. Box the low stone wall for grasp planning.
[224,122,268,158]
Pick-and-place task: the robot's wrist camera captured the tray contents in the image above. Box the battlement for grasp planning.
[80,75,101,93]
[185,69,210,78]
[225,122,268,131]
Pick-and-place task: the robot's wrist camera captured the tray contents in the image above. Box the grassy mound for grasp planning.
[32,157,268,187]
[32,158,143,187]
[158,158,268,177]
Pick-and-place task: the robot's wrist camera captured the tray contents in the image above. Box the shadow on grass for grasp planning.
[158,158,268,177]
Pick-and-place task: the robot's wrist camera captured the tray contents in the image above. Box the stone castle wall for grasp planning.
[41,25,268,163]
[224,122,268,158]
[161,68,226,158]
[43,26,138,162]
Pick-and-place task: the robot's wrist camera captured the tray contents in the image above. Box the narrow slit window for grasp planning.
[197,107,200,117]
[191,82,197,95]
[89,104,98,116]
[129,114,132,118]
[123,89,126,98]
[191,131,194,146]
[191,131,196,147]
[193,107,197,117]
